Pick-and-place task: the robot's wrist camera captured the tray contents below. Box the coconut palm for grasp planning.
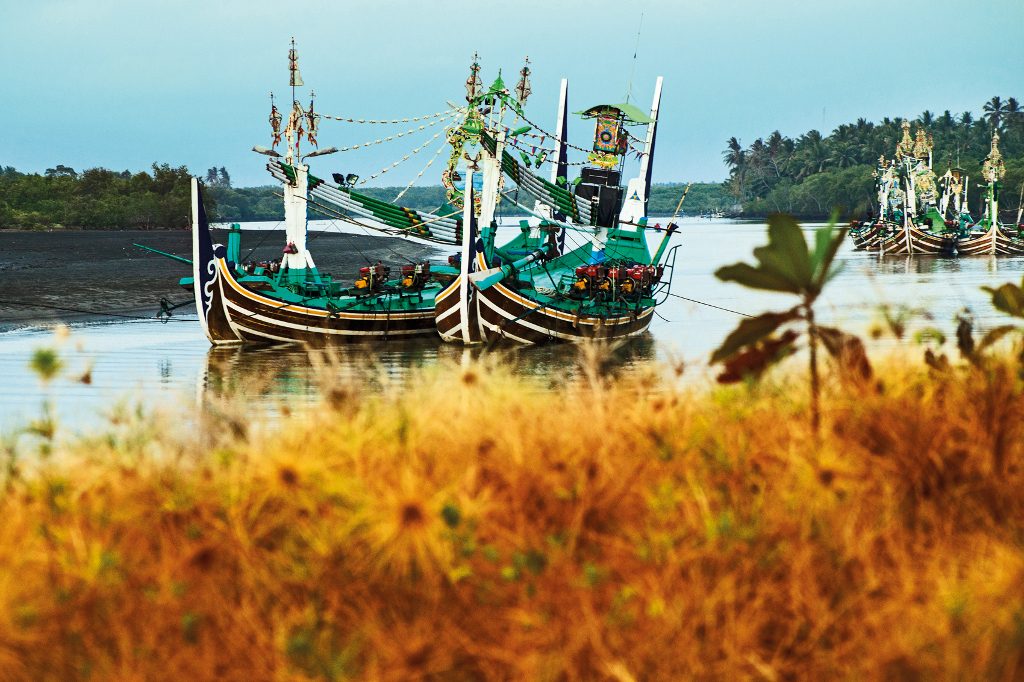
[983,96,1007,130]
[723,137,747,199]
[794,130,828,179]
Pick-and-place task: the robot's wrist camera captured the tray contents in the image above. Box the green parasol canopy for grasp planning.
[574,102,654,124]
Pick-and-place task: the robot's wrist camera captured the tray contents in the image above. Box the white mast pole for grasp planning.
[281,41,313,273]
[532,78,568,240]
[618,76,662,224]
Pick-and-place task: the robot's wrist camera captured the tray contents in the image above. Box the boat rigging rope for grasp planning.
[358,128,450,185]
[320,109,456,125]
[240,222,285,264]
[503,113,593,154]
[664,292,752,317]
[393,124,455,203]
[291,192,458,259]
[330,113,457,153]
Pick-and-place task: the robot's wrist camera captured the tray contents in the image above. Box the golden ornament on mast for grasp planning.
[896,120,914,159]
[913,128,931,159]
[982,131,1006,183]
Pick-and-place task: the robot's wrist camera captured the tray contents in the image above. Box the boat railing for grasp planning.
[651,244,680,305]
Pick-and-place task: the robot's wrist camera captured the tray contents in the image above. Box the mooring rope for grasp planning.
[0,298,198,323]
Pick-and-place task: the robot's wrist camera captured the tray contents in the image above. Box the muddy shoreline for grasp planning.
[0,229,442,333]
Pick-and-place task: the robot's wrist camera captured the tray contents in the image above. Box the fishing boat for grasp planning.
[955,132,1024,256]
[178,41,464,345]
[435,61,678,345]
[873,122,958,256]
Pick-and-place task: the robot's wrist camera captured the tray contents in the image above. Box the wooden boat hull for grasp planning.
[476,279,654,344]
[191,180,437,346]
[877,223,956,256]
[851,222,884,251]
[437,246,654,345]
[208,256,438,345]
[434,274,483,344]
[956,225,1024,256]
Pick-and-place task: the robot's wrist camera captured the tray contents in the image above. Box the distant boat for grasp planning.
[955,132,1024,256]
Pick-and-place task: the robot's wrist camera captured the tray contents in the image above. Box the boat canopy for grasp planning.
[574,103,653,125]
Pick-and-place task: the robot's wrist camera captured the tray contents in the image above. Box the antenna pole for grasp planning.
[624,11,644,104]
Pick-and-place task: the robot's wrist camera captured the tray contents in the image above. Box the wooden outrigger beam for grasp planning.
[133,243,193,265]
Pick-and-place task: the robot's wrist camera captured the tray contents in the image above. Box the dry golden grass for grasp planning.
[2,348,1024,680]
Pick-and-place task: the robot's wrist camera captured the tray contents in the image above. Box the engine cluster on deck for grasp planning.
[570,262,663,300]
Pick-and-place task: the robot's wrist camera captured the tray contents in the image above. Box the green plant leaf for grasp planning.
[717,330,799,384]
[753,214,813,290]
[715,262,802,294]
[710,308,801,364]
[817,326,872,380]
[715,214,816,295]
[983,281,1024,318]
[810,224,847,290]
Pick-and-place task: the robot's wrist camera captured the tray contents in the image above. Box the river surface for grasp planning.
[2,218,1022,431]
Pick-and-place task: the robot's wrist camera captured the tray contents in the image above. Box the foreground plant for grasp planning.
[2,352,1024,680]
[711,214,868,432]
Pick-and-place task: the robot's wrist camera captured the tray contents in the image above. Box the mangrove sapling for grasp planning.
[711,214,869,433]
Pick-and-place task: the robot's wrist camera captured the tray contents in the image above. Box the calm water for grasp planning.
[2,218,1022,431]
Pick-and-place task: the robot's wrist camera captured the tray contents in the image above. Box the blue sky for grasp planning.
[2,0,1022,187]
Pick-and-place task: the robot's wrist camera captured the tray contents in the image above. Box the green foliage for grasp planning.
[726,97,1024,219]
[715,214,844,298]
[712,215,862,431]
[0,163,192,230]
[30,348,63,383]
[985,278,1024,318]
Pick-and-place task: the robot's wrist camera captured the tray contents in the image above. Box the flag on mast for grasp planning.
[289,43,304,87]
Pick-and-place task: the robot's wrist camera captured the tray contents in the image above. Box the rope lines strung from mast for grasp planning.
[328,113,458,153]
[357,129,450,185]
[320,109,456,125]
[391,121,456,201]
[504,113,594,154]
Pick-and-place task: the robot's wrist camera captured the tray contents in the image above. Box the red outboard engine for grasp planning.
[355,261,391,292]
[400,261,432,290]
[572,264,606,297]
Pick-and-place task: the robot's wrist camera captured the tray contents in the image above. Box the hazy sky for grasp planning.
[3,0,1022,187]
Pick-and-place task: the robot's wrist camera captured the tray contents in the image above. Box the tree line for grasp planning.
[725,96,1024,220]
[0,163,193,230]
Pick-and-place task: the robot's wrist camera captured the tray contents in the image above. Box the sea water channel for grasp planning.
[2,218,1022,432]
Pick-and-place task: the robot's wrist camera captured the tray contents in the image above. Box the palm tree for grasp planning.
[723,137,747,199]
[1006,97,1021,134]
[723,137,744,169]
[828,142,858,169]
[959,111,974,127]
[795,130,828,179]
[983,96,1007,130]
[918,110,935,128]
[765,131,789,177]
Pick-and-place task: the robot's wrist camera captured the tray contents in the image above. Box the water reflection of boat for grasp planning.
[199,334,657,403]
